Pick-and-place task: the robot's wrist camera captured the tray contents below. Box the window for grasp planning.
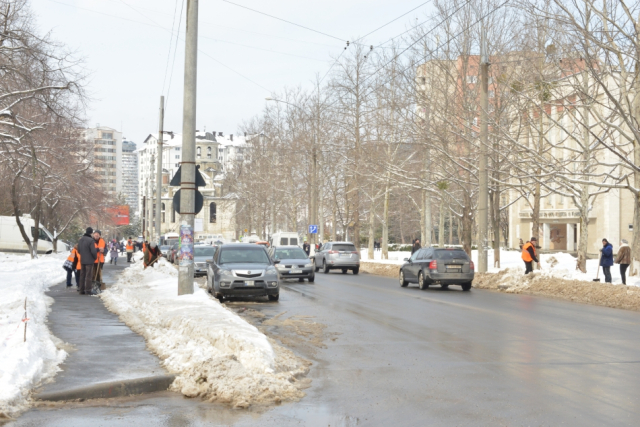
[162,203,165,223]
[171,204,176,223]
[197,147,201,158]
[175,163,179,167]
[207,147,212,159]
[175,147,181,151]
[466,75,478,84]
[175,155,180,159]
[102,132,113,139]
[280,238,289,245]
[209,202,216,223]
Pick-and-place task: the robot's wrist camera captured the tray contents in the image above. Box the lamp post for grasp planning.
[265,97,318,249]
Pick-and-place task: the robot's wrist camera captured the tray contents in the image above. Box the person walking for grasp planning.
[126,237,134,263]
[65,245,81,288]
[303,240,310,256]
[109,244,119,265]
[144,242,161,269]
[521,237,539,275]
[615,239,631,285]
[600,238,614,283]
[411,238,421,255]
[77,227,98,294]
[94,230,106,283]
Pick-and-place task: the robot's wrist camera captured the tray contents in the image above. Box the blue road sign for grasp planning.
[308,225,318,234]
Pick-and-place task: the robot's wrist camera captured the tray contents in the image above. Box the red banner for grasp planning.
[108,205,130,226]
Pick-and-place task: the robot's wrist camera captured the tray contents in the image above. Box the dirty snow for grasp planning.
[100,258,309,408]
[0,252,68,419]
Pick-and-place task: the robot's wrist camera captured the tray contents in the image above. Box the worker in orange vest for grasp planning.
[65,245,81,288]
[94,230,106,283]
[521,237,539,275]
[126,237,134,263]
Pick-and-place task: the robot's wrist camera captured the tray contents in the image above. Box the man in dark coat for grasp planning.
[600,238,614,283]
[411,239,421,254]
[77,227,98,294]
[302,240,310,256]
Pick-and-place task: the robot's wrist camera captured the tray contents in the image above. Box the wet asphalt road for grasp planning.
[9,269,640,426]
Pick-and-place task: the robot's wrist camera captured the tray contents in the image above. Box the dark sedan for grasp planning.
[399,247,474,291]
[206,244,280,302]
[269,245,315,282]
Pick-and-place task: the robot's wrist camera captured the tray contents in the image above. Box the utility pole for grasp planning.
[142,196,146,240]
[155,96,164,245]
[478,25,489,273]
[178,0,198,295]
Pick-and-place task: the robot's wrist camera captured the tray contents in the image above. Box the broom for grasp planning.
[593,251,602,282]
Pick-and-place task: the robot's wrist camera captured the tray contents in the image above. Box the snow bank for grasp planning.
[0,252,67,419]
[100,258,309,408]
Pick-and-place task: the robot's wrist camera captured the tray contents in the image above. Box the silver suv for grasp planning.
[314,242,360,274]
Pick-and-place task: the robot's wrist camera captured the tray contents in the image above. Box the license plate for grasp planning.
[289,269,302,274]
[245,281,254,286]
[340,253,351,257]
[447,266,462,271]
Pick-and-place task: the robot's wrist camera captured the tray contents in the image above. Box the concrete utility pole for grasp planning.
[178,0,198,295]
[155,96,164,245]
[477,25,489,273]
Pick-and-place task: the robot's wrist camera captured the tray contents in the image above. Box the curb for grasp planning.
[35,375,176,402]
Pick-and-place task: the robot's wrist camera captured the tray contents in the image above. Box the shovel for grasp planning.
[593,252,602,282]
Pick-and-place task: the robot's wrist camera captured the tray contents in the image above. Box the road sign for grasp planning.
[172,189,203,214]
[308,225,318,234]
[169,165,207,187]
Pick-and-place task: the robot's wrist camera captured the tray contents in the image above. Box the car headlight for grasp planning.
[275,265,287,270]
[268,281,278,288]
[305,263,313,268]
[220,281,231,288]
[220,268,233,276]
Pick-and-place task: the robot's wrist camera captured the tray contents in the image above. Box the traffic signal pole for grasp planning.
[178,0,198,295]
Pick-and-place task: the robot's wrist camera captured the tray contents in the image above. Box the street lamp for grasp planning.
[265,98,319,250]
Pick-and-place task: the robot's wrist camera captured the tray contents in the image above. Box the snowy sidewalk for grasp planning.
[33,263,167,399]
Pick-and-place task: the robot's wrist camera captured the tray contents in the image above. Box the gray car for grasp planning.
[194,245,217,277]
[399,247,474,291]
[269,245,315,282]
[207,244,280,302]
[313,241,360,274]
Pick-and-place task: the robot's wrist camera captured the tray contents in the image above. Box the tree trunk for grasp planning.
[367,202,375,259]
[448,209,453,245]
[438,197,445,248]
[331,197,337,242]
[420,190,427,244]
[424,192,432,246]
[492,187,501,268]
[576,194,590,273]
[382,180,390,260]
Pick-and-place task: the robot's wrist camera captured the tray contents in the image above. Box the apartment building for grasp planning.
[84,126,122,196]
[121,140,139,214]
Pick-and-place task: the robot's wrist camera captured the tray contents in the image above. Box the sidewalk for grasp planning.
[34,262,170,400]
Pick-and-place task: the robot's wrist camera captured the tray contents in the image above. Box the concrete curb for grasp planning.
[35,375,176,402]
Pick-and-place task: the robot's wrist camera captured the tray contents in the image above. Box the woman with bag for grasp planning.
[64,245,81,288]
[615,239,631,285]
[109,244,119,265]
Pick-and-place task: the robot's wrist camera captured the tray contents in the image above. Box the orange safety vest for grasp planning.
[95,238,106,263]
[76,251,82,270]
[521,242,536,262]
[126,240,133,251]
[67,248,81,270]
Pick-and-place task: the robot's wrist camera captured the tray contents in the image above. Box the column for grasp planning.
[543,223,550,250]
[566,223,574,251]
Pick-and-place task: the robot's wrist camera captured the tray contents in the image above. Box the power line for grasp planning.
[222,0,347,42]
[358,0,433,41]
[165,0,185,110]
[161,0,180,95]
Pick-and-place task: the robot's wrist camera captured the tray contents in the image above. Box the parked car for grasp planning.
[270,232,300,247]
[0,215,68,254]
[168,242,179,264]
[207,244,280,302]
[399,247,474,291]
[159,245,171,257]
[194,245,216,277]
[313,241,360,274]
[269,245,314,282]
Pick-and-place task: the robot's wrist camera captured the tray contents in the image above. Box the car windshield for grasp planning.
[160,245,170,250]
[219,248,270,264]
[434,249,468,260]
[333,244,356,252]
[194,247,215,257]
[274,248,308,260]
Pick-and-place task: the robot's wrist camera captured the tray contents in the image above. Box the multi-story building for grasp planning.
[84,126,123,196]
[138,130,239,241]
[121,140,139,214]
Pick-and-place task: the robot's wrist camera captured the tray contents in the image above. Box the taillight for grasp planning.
[351,251,358,254]
[329,250,339,254]
[429,260,437,269]
[470,261,475,270]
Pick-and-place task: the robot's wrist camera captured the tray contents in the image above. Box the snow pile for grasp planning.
[0,252,67,419]
[100,258,309,408]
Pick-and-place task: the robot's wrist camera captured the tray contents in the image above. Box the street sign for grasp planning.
[172,189,203,214]
[169,165,207,187]
[308,225,318,234]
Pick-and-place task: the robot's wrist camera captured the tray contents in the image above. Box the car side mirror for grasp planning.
[404,258,410,262]
[274,259,281,264]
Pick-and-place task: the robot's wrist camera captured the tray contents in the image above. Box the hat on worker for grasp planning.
[95,229,102,235]
[530,237,537,241]
[86,227,93,235]
[150,242,157,248]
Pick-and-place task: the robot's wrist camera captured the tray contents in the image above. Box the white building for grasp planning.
[121,140,139,214]
[84,126,122,197]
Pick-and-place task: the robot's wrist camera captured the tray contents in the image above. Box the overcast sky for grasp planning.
[31,0,432,144]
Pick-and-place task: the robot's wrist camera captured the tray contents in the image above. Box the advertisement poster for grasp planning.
[179,224,194,266]
[108,205,130,226]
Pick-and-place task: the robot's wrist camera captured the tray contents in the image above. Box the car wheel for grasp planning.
[215,293,224,303]
[399,270,408,287]
[308,274,315,283]
[268,294,279,301]
[418,271,429,290]
[341,268,348,274]
[323,260,330,274]
[462,282,472,291]
[314,260,320,272]
[352,267,359,275]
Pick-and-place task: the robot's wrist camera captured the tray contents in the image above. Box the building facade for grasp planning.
[84,126,122,197]
[121,140,139,214]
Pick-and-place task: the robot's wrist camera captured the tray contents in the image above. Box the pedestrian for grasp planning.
[77,227,98,294]
[600,238,614,283]
[411,238,421,254]
[303,240,310,256]
[109,244,119,265]
[615,239,631,285]
[144,242,161,269]
[126,237,134,263]
[518,238,524,251]
[94,230,106,283]
[65,245,80,288]
[521,237,539,275]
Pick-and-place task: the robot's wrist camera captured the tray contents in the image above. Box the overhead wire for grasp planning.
[161,0,180,96]
[165,0,185,110]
